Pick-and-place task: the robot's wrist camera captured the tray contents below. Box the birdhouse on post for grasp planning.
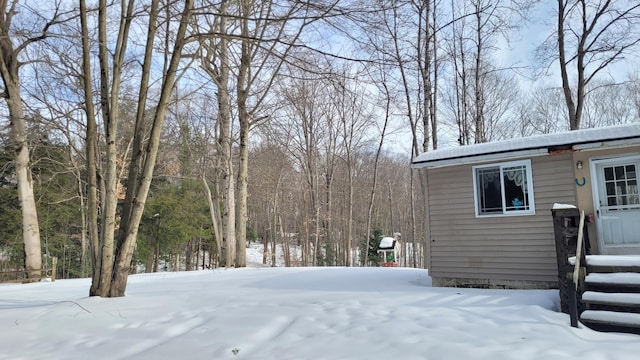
[378,234,400,267]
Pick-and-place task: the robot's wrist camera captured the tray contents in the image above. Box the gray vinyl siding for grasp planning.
[427,153,576,283]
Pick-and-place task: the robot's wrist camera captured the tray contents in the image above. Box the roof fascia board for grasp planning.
[412,148,549,169]
[573,137,640,151]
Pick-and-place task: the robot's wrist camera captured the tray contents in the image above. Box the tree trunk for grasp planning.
[364,79,391,266]
[235,116,249,267]
[418,0,437,150]
[118,0,160,240]
[0,2,42,280]
[201,175,222,264]
[185,240,193,271]
[280,216,290,267]
[109,0,194,297]
[557,0,578,130]
[212,1,237,268]
[430,2,439,150]
[75,160,88,278]
[263,236,268,265]
[93,0,138,297]
[80,0,193,297]
[314,205,320,266]
[345,166,353,267]
[234,0,251,268]
[5,91,42,279]
[473,6,485,143]
[153,240,160,272]
[145,246,154,273]
[79,0,101,294]
[270,216,277,267]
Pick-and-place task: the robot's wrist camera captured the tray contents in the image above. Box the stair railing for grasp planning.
[568,210,586,327]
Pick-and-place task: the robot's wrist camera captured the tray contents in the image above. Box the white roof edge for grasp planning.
[411,148,548,169]
[412,123,640,169]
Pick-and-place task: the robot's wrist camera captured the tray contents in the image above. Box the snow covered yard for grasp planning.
[1,265,639,360]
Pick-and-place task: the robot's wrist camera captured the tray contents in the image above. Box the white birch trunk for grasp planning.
[0,26,41,280]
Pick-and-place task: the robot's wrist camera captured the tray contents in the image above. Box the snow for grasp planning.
[379,236,395,249]
[585,255,640,267]
[1,247,639,359]
[569,255,640,267]
[244,242,288,267]
[552,203,577,209]
[412,123,640,168]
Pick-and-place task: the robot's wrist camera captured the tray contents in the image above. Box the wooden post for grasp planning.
[51,257,57,282]
[572,211,586,289]
[568,278,578,327]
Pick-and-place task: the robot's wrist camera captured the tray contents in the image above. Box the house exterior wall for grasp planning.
[572,146,640,254]
[426,153,576,288]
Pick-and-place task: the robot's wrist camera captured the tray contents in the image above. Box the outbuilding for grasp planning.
[412,123,640,289]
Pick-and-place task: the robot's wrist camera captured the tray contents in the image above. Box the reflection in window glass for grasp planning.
[503,166,528,212]
[477,167,501,214]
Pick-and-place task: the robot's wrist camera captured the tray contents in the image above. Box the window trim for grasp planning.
[472,159,536,217]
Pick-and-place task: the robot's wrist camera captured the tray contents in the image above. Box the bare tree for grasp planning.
[626,72,640,119]
[475,69,521,141]
[247,139,295,267]
[446,0,531,144]
[196,0,237,267]
[329,69,375,266]
[382,1,439,268]
[233,0,336,267]
[411,0,440,151]
[79,0,194,297]
[272,57,337,265]
[555,0,640,129]
[0,1,72,279]
[362,69,392,266]
[515,85,566,137]
[581,79,637,128]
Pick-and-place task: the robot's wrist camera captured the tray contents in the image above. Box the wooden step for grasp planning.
[582,291,640,306]
[569,254,640,334]
[581,291,640,314]
[584,255,640,273]
[585,273,640,293]
[588,265,640,273]
[580,310,640,335]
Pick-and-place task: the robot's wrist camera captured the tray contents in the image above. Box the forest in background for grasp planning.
[0,1,638,292]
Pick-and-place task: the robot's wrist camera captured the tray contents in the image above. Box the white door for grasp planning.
[592,156,640,254]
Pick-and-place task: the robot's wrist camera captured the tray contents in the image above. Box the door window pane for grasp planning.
[626,165,636,179]
[604,167,614,181]
[602,164,640,208]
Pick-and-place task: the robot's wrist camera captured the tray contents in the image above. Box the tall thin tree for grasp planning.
[0,1,69,279]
